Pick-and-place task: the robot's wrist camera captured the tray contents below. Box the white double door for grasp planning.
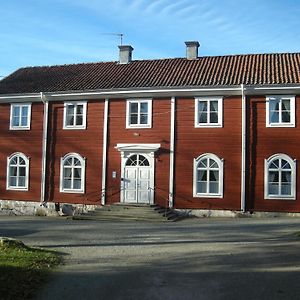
[123,154,153,204]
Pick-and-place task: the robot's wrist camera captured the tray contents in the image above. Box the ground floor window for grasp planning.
[265,153,296,199]
[60,153,85,193]
[193,153,223,198]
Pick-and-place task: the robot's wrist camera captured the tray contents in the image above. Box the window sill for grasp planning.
[193,193,223,198]
[195,124,222,128]
[6,187,28,191]
[265,195,296,200]
[60,189,85,194]
[63,126,86,130]
[9,127,31,130]
[126,125,152,129]
[266,123,295,128]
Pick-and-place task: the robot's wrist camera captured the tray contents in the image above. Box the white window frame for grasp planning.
[60,153,86,193]
[63,101,87,129]
[193,153,224,198]
[126,99,152,129]
[6,152,29,191]
[264,153,296,200]
[10,103,32,130]
[194,97,223,128]
[266,95,295,127]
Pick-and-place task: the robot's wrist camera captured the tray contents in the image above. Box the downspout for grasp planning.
[101,99,109,205]
[169,97,176,208]
[241,84,246,212]
[40,92,49,206]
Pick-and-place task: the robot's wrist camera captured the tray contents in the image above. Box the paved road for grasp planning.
[1,216,300,300]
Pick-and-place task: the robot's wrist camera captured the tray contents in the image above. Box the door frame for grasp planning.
[115,143,161,204]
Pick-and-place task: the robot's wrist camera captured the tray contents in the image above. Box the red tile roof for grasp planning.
[1,53,300,94]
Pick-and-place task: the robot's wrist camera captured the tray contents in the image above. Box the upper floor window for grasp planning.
[10,103,31,130]
[7,152,29,191]
[265,154,296,200]
[266,96,295,127]
[193,153,223,198]
[63,101,87,129]
[60,153,85,193]
[195,97,223,128]
[126,99,152,128]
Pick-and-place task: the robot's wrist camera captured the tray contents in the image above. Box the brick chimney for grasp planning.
[118,45,134,64]
[185,41,200,60]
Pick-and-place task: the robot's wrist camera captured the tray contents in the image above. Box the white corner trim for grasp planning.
[169,97,175,208]
[241,84,246,212]
[101,99,109,205]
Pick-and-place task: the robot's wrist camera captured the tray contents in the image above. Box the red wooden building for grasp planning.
[1,41,300,215]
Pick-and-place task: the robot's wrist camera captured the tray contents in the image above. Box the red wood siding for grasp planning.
[46,101,104,205]
[174,97,242,210]
[0,103,43,201]
[247,96,300,212]
[106,98,170,206]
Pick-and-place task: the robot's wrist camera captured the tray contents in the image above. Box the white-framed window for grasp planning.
[7,152,29,191]
[63,101,87,129]
[10,103,32,130]
[195,97,223,128]
[60,153,85,193]
[193,153,224,198]
[264,154,296,200]
[126,99,152,128]
[266,95,295,127]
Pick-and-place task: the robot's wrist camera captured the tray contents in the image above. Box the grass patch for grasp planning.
[295,231,300,237]
[0,237,62,300]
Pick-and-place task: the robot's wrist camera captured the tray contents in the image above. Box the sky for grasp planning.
[1,0,300,77]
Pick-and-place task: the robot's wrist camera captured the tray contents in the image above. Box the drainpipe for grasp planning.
[169,97,176,208]
[241,84,246,212]
[40,92,49,206]
[101,99,109,205]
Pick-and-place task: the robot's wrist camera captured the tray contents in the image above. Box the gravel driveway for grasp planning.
[1,216,300,300]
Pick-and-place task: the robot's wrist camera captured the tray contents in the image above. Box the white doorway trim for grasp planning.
[115,143,160,204]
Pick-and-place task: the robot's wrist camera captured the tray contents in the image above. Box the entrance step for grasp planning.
[72,203,183,222]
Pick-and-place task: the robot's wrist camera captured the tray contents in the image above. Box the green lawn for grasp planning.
[0,237,62,300]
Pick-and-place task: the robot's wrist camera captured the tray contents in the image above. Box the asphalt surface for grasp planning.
[1,216,300,300]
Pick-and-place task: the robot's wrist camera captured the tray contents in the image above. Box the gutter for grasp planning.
[240,84,246,212]
[40,92,49,206]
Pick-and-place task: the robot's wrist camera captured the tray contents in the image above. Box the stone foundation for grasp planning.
[0,200,99,216]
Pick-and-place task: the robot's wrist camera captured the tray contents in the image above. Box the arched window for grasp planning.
[265,154,296,199]
[125,154,150,166]
[7,152,29,190]
[60,153,85,193]
[193,153,223,198]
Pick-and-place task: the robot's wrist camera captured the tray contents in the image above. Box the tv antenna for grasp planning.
[102,33,124,45]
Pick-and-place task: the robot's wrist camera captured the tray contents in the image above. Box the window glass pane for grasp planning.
[281,171,291,183]
[282,112,290,123]
[19,166,26,177]
[64,168,72,178]
[67,105,75,115]
[67,115,74,126]
[281,184,291,195]
[198,101,207,112]
[73,179,81,190]
[21,106,28,117]
[269,183,279,195]
[140,102,148,113]
[9,177,17,187]
[73,168,81,179]
[21,116,28,126]
[130,115,138,125]
[130,103,138,113]
[140,114,148,124]
[199,112,207,123]
[9,166,17,176]
[13,116,19,127]
[74,158,81,166]
[18,177,25,187]
[269,171,279,183]
[269,160,279,169]
[282,99,290,111]
[281,160,291,170]
[210,112,218,123]
[64,158,72,166]
[76,115,83,126]
[64,179,71,189]
[199,158,207,168]
[210,101,218,112]
[210,170,219,182]
[10,157,17,165]
[76,105,84,115]
[209,160,218,168]
[209,182,219,193]
[197,182,206,193]
[199,170,207,181]
[270,111,279,123]
[13,106,20,118]
[19,157,25,165]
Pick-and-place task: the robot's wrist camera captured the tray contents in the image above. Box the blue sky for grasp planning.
[1,0,300,77]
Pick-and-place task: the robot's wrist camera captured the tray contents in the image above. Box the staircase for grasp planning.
[72,203,182,222]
